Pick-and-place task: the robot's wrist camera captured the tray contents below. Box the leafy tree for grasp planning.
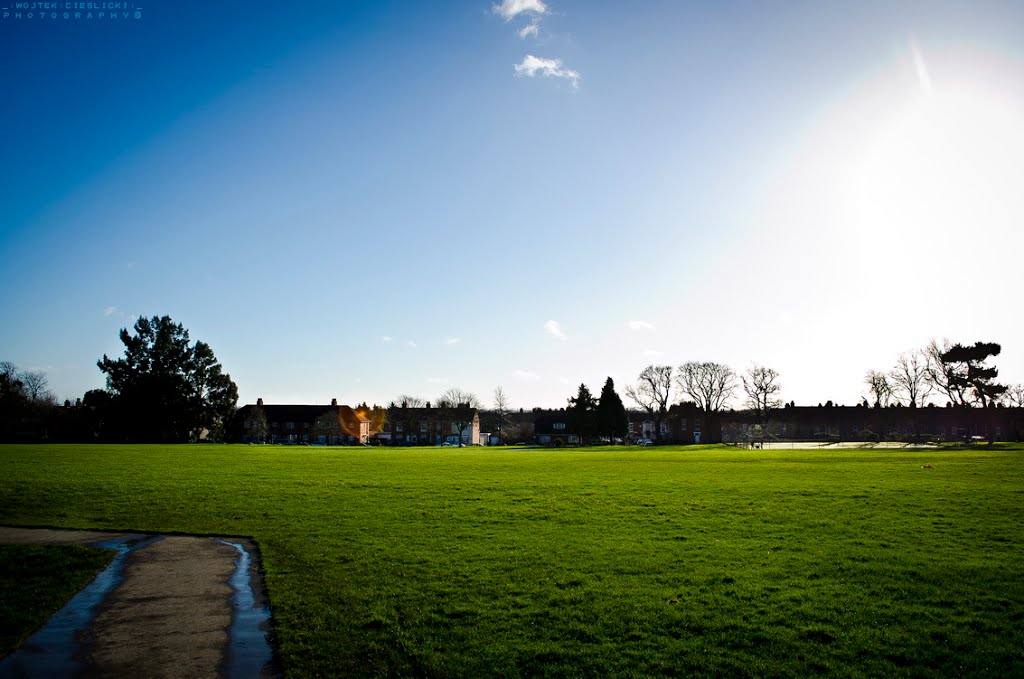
[626,365,673,443]
[567,383,598,445]
[97,315,238,442]
[742,365,782,421]
[596,377,628,443]
[939,341,1007,408]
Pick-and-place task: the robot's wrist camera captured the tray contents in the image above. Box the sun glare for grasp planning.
[847,61,1024,257]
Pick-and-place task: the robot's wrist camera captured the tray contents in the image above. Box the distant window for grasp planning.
[421,423,428,432]
[287,422,295,430]
[396,423,403,432]
[553,423,566,430]
[680,420,687,431]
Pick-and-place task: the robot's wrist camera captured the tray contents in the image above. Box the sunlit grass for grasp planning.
[1,444,1022,676]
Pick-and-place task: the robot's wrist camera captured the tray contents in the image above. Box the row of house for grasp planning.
[231,399,482,446]
[230,398,1024,446]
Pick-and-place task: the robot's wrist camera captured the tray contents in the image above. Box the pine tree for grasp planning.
[596,377,628,443]
[568,383,598,445]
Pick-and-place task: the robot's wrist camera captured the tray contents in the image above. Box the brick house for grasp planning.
[384,401,480,445]
[233,398,369,444]
[718,403,1024,443]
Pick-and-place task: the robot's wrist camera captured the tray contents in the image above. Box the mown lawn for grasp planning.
[0,544,114,658]
[1,443,1022,676]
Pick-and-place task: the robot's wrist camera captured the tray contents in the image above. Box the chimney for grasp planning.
[331,398,338,406]
[257,398,264,407]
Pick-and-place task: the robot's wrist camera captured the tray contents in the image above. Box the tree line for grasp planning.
[2,315,1022,444]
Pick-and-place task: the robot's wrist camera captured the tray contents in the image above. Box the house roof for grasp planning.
[238,403,369,424]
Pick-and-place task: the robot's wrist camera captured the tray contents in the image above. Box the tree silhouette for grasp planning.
[97,316,238,442]
[596,377,628,443]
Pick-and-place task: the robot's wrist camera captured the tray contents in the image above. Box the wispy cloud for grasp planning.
[628,320,656,332]
[103,306,120,317]
[493,0,547,21]
[382,335,393,343]
[544,319,567,341]
[514,369,541,382]
[445,337,462,346]
[910,37,932,94]
[514,55,580,89]
[518,20,540,39]
[407,340,418,348]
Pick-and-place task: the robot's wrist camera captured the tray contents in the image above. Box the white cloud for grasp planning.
[543,319,567,340]
[382,335,393,343]
[445,337,461,346]
[514,55,580,89]
[514,369,541,382]
[407,340,418,348]
[103,306,119,317]
[628,320,656,332]
[518,20,539,39]
[493,0,547,20]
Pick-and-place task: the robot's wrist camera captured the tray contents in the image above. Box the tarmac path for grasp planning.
[0,527,275,678]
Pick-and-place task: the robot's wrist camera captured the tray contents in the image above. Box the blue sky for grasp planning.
[2,0,1023,410]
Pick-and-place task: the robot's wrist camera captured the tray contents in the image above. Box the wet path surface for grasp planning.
[0,527,275,678]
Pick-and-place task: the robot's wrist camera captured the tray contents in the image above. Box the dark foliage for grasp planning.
[97,316,238,442]
[596,377,628,442]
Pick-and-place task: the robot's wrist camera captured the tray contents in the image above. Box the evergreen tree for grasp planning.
[596,376,628,443]
[568,383,598,445]
[97,315,238,442]
[940,341,1007,407]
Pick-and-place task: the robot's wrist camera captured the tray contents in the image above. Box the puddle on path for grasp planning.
[0,533,276,678]
[0,533,161,678]
[218,539,275,678]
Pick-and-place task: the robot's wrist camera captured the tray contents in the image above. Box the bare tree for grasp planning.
[889,350,931,407]
[625,365,673,443]
[742,365,782,421]
[493,386,510,444]
[924,338,970,406]
[13,369,56,405]
[1004,384,1024,407]
[437,387,481,446]
[394,394,426,408]
[864,370,892,407]
[677,361,737,413]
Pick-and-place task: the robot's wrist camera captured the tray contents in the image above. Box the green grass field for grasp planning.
[1,444,1022,677]
[0,543,114,657]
